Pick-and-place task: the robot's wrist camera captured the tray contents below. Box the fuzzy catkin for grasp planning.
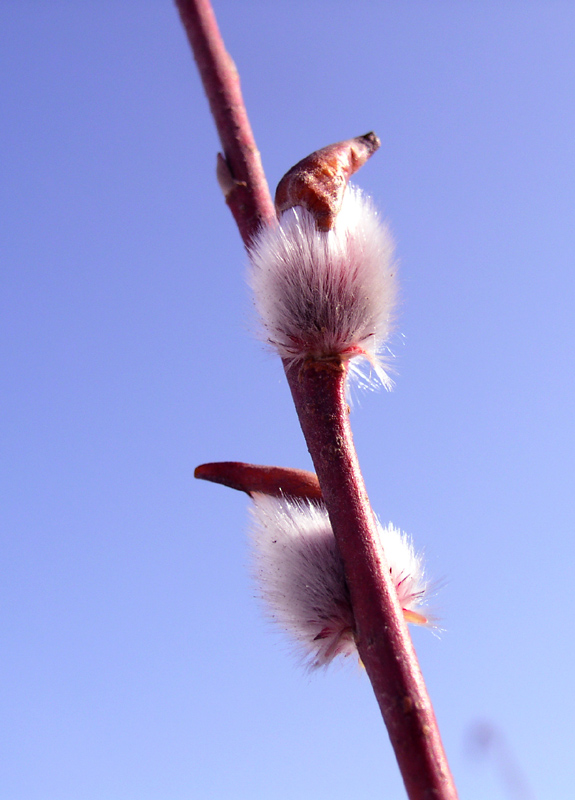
[249,493,429,669]
[248,186,396,388]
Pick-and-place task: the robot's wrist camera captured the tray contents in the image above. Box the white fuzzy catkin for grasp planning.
[248,186,396,388]
[249,493,429,669]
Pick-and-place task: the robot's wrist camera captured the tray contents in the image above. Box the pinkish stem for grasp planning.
[176,1,458,797]
[285,361,457,799]
[175,0,275,244]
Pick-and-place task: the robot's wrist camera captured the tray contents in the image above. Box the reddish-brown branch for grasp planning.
[285,361,457,799]
[175,0,275,245]
[177,2,458,797]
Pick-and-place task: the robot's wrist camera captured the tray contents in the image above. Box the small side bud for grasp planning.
[275,132,380,231]
[216,153,245,199]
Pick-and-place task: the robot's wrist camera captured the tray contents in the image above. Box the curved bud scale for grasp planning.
[275,132,381,231]
[194,461,322,501]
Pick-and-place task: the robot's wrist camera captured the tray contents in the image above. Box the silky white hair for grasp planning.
[248,186,397,388]
[249,493,429,669]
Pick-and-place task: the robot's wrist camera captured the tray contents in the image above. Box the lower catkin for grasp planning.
[249,493,430,669]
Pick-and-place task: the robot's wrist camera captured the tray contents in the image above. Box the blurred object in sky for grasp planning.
[466,720,536,800]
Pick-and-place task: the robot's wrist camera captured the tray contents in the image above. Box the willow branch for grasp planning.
[176,0,275,245]
[176,1,458,797]
[285,361,456,799]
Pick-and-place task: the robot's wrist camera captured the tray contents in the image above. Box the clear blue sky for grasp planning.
[2,2,574,798]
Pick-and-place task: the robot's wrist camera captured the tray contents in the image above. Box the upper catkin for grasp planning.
[248,186,396,388]
[249,493,429,669]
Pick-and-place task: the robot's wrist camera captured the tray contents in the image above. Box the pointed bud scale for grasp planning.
[249,135,396,388]
[249,493,431,669]
[194,461,322,501]
[275,132,380,232]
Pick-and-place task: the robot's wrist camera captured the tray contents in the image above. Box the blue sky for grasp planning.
[2,2,574,798]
